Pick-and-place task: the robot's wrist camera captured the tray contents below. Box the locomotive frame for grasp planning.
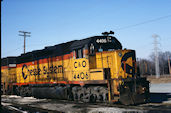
[1,32,149,105]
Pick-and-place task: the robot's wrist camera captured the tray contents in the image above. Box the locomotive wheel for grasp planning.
[73,93,78,101]
[79,93,84,102]
[15,87,20,96]
[67,92,74,101]
[82,94,90,103]
[70,86,108,103]
[20,87,26,97]
[26,87,32,97]
[90,94,97,103]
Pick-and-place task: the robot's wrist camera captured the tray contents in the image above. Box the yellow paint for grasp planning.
[1,68,9,84]
[1,67,16,84]
[16,60,65,83]
[16,57,90,83]
[89,69,104,80]
[1,48,136,103]
[71,58,89,81]
[1,67,16,92]
[2,49,135,102]
[95,50,135,95]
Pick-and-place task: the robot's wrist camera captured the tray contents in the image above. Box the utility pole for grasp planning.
[168,56,171,75]
[152,34,160,78]
[19,31,31,54]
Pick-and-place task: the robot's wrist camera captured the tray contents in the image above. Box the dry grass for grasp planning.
[147,75,171,84]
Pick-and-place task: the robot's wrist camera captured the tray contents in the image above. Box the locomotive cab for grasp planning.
[70,33,149,105]
[84,34,150,105]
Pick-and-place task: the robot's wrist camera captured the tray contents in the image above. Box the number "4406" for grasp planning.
[74,72,89,79]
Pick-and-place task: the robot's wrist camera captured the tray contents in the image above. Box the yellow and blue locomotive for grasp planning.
[1,31,149,105]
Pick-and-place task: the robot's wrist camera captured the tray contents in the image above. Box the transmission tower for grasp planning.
[152,34,160,78]
[19,31,31,54]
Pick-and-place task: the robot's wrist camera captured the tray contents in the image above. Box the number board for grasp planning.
[96,36,112,44]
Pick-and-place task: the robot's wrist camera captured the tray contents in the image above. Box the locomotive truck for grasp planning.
[1,31,149,105]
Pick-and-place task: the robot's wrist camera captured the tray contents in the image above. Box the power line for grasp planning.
[3,15,171,57]
[19,31,31,54]
[116,14,171,30]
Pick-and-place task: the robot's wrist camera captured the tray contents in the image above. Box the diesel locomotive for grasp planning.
[1,31,149,105]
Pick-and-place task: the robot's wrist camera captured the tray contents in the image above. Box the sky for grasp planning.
[1,0,171,59]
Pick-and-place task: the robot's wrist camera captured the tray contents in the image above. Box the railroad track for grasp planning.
[1,95,171,113]
[1,102,59,113]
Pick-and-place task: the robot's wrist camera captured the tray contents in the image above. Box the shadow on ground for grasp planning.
[150,93,171,103]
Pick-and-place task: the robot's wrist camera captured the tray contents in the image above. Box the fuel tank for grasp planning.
[32,85,68,99]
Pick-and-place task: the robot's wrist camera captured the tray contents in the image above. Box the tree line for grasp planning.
[137,51,171,76]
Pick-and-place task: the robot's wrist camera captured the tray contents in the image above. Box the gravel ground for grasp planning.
[1,95,147,113]
[1,83,171,113]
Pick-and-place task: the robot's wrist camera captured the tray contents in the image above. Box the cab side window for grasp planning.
[76,48,83,59]
[90,43,95,54]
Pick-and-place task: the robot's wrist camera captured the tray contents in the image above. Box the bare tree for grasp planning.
[137,51,171,76]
